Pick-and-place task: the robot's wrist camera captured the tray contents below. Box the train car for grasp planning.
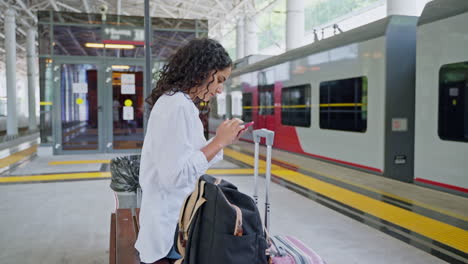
[210,15,419,183]
[414,0,468,196]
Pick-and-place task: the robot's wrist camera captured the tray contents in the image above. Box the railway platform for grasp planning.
[0,139,466,264]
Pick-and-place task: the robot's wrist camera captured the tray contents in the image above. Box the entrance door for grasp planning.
[54,62,103,153]
[257,71,275,131]
[105,64,145,152]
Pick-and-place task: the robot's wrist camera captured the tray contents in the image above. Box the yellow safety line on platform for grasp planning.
[0,172,111,183]
[206,169,263,175]
[224,148,468,253]
[48,160,111,165]
[0,145,37,169]
[227,148,468,222]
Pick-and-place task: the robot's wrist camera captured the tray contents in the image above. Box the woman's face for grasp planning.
[196,67,232,102]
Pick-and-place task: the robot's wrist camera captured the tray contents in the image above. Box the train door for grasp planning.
[104,62,145,152]
[257,70,275,131]
[53,59,104,154]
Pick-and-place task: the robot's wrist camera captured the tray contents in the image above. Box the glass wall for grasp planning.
[37,10,207,148]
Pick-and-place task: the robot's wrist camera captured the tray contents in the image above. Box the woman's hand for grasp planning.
[202,118,244,162]
[214,118,245,147]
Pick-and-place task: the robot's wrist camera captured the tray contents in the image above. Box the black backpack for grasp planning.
[174,174,269,264]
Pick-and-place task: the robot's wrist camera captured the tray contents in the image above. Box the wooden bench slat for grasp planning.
[135,208,141,234]
[110,213,117,264]
[116,209,140,264]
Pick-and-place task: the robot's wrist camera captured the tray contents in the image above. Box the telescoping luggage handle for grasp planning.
[252,128,275,232]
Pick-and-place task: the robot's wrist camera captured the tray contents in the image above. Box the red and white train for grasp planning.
[209,0,468,196]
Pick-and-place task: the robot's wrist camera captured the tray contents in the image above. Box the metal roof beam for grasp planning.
[171,0,216,12]
[0,32,26,52]
[215,0,280,39]
[154,4,178,18]
[15,0,38,24]
[213,0,229,12]
[82,0,91,13]
[209,0,251,32]
[49,0,59,11]
[56,2,81,13]
[156,2,221,20]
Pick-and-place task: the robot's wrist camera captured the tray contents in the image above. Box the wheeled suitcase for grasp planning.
[252,129,326,264]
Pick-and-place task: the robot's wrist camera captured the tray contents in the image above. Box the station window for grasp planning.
[242,92,253,122]
[438,61,468,142]
[281,85,311,127]
[319,76,368,132]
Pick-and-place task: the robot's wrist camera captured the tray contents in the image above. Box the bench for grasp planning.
[110,208,141,264]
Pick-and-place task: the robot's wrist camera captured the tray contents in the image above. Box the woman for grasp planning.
[135,38,245,264]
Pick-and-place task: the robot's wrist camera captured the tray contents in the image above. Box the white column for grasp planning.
[236,17,245,60]
[27,28,38,131]
[387,0,429,17]
[5,8,18,137]
[286,0,305,51]
[244,16,258,56]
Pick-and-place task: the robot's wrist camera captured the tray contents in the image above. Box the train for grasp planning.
[209,0,468,196]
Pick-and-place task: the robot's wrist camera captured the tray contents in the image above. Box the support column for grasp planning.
[27,28,38,131]
[286,0,305,51]
[387,0,428,17]
[5,8,18,137]
[236,17,245,60]
[244,16,258,56]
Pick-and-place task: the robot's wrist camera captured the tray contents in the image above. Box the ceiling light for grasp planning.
[105,44,135,49]
[84,43,135,49]
[112,65,130,70]
[85,43,104,48]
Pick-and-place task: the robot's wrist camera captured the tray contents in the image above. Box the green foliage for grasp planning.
[305,0,380,31]
[223,30,237,60]
[258,0,286,50]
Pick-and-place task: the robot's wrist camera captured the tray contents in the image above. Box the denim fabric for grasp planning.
[165,246,181,260]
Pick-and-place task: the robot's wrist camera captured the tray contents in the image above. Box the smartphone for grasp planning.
[243,121,254,129]
[238,121,254,135]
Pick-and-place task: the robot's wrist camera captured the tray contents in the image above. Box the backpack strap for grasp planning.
[175,178,206,264]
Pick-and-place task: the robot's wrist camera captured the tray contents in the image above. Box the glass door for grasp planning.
[55,62,103,153]
[105,64,145,151]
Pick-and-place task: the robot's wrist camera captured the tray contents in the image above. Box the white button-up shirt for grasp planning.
[135,92,223,263]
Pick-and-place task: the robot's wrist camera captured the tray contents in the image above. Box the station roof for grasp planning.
[0,0,271,72]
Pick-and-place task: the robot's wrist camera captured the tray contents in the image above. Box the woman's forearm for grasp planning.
[201,137,224,162]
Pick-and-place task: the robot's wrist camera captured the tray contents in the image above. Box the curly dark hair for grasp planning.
[146,38,232,109]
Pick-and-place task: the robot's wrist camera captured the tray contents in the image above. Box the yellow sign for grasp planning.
[76,98,84,105]
[124,99,133,107]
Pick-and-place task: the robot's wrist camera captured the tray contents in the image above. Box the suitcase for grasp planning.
[252,129,326,264]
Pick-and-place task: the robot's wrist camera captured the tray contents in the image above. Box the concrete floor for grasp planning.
[6,153,133,176]
[0,180,114,264]
[0,174,447,264]
[222,175,447,264]
[0,148,450,264]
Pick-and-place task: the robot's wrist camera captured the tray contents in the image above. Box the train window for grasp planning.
[438,61,468,142]
[319,76,368,132]
[258,87,275,115]
[258,71,274,116]
[281,85,311,127]
[242,92,253,122]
